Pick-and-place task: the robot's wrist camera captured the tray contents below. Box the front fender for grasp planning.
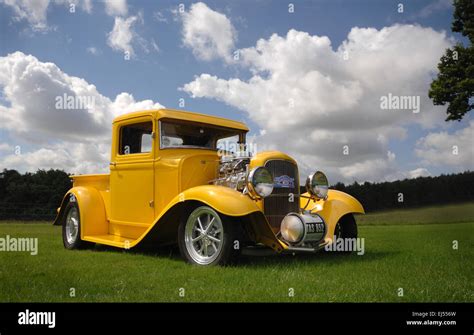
[170,185,262,216]
[140,185,285,252]
[300,189,364,244]
[53,186,108,237]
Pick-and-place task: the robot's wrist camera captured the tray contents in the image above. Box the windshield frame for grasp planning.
[158,119,247,151]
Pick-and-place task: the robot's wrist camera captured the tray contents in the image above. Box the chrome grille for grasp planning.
[264,160,300,233]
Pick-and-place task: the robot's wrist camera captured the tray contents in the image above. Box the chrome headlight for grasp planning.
[247,167,274,198]
[280,213,304,244]
[306,171,329,199]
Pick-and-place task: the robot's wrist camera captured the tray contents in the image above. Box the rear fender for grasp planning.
[53,187,108,237]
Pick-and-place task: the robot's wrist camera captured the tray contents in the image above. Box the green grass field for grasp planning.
[0,203,472,302]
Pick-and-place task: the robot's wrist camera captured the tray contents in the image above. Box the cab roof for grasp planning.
[113,108,249,132]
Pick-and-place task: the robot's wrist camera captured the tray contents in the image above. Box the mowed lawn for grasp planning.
[0,203,472,302]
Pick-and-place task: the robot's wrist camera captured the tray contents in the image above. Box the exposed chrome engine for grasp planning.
[212,153,251,191]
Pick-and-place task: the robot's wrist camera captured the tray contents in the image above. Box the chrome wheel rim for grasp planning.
[184,207,224,265]
[65,207,79,245]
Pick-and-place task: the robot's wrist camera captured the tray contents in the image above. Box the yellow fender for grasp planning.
[148,185,285,251]
[171,185,261,216]
[300,189,364,245]
[53,186,108,238]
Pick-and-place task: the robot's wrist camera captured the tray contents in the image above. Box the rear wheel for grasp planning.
[62,202,87,249]
[178,206,239,266]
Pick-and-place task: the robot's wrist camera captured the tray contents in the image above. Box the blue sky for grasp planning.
[0,0,472,183]
[0,0,458,106]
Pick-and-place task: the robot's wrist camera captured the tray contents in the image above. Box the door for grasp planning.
[109,116,155,237]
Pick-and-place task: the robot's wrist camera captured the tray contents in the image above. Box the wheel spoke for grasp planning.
[195,227,204,234]
[205,217,215,234]
[197,217,204,232]
[71,218,78,237]
[203,242,208,257]
[192,234,204,243]
[198,242,205,254]
[208,235,220,243]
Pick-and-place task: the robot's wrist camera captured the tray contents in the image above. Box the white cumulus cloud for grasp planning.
[107,15,140,56]
[104,0,127,17]
[181,2,237,62]
[415,121,474,171]
[1,0,92,31]
[0,52,164,173]
[407,168,431,179]
[182,25,456,183]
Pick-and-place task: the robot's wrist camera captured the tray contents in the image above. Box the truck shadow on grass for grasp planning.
[237,249,396,268]
[91,243,395,267]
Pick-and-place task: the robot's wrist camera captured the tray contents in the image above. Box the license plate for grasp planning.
[305,222,325,234]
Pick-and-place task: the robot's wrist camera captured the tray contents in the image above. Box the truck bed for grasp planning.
[72,174,110,191]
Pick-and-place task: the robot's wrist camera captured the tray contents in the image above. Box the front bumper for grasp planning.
[282,238,331,253]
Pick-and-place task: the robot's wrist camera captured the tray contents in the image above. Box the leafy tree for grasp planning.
[429,0,474,121]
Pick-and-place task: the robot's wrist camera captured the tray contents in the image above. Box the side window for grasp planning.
[119,121,153,155]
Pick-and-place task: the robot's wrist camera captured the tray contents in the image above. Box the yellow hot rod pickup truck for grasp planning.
[54,109,364,265]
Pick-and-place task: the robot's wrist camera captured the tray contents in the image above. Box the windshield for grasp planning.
[160,120,245,151]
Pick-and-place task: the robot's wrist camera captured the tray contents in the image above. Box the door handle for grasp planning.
[109,162,116,166]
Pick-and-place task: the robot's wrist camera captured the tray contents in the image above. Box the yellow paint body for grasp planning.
[54,108,364,252]
[300,190,365,247]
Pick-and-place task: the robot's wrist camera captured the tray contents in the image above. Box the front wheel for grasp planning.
[178,206,239,266]
[332,214,358,254]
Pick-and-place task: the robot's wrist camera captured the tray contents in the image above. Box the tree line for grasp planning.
[329,171,474,212]
[0,169,473,221]
[0,169,71,220]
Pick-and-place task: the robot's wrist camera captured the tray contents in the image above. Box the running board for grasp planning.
[82,235,136,248]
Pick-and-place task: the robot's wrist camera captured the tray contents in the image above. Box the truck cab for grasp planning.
[108,109,248,239]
